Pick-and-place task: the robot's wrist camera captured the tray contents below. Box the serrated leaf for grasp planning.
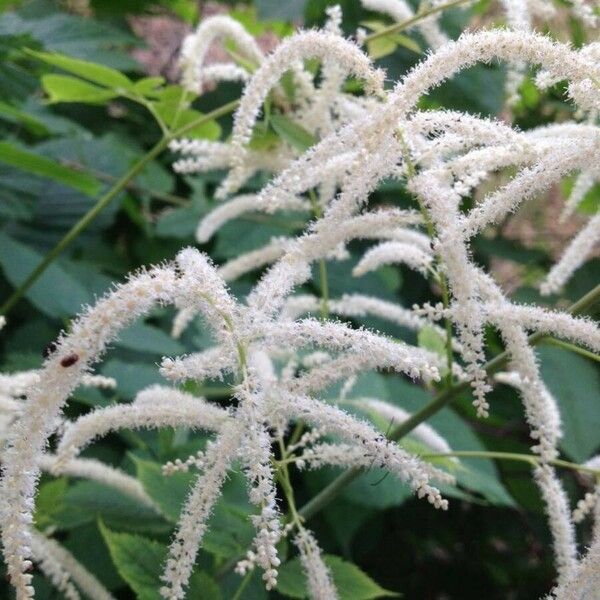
[26,49,132,89]
[277,554,399,599]
[270,114,316,152]
[100,523,220,600]
[99,523,167,600]
[0,141,100,195]
[134,457,255,555]
[63,523,123,590]
[41,73,118,104]
[51,481,169,534]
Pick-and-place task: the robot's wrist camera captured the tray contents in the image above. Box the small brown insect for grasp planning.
[60,353,79,368]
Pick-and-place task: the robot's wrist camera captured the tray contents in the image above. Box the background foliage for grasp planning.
[0,0,598,598]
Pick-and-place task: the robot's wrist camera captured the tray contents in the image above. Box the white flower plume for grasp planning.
[2,9,600,600]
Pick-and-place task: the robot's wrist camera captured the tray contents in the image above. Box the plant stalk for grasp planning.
[364,0,472,43]
[421,450,600,477]
[298,281,600,521]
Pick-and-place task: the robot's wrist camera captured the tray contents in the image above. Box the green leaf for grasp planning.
[256,0,307,21]
[270,114,316,152]
[277,555,399,599]
[418,325,447,361]
[188,572,222,600]
[427,64,506,116]
[0,232,92,318]
[35,478,69,530]
[101,360,164,398]
[315,254,398,303]
[0,100,50,135]
[361,20,421,59]
[59,481,169,534]
[135,454,253,556]
[538,346,600,462]
[202,504,255,559]
[0,141,101,195]
[223,39,259,73]
[153,101,221,139]
[162,0,200,24]
[26,49,132,89]
[249,122,279,151]
[100,523,221,600]
[393,33,421,54]
[134,458,195,522]
[63,523,123,591]
[133,76,166,96]
[41,74,118,104]
[155,189,209,239]
[0,11,139,70]
[117,322,185,356]
[99,523,167,600]
[367,36,398,60]
[230,6,294,37]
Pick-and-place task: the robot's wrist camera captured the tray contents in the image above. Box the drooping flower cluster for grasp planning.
[1,3,599,600]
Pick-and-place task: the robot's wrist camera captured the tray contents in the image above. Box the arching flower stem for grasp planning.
[540,337,600,364]
[421,451,600,478]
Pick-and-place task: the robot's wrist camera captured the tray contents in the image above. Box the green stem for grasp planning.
[196,385,233,398]
[440,277,454,389]
[364,0,472,43]
[277,436,303,529]
[318,260,330,320]
[231,570,253,600]
[298,282,600,521]
[540,337,600,364]
[397,126,454,388]
[421,450,600,477]
[0,99,239,317]
[63,160,190,206]
[288,419,305,449]
[308,189,329,320]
